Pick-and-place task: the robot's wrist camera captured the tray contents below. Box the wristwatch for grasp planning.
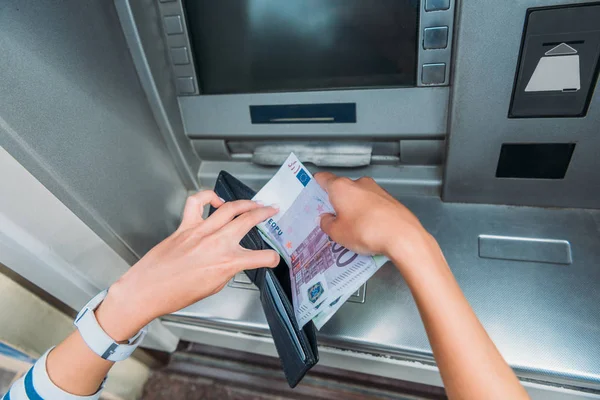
[74,289,148,362]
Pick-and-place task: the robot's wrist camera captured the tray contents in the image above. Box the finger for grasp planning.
[179,191,224,230]
[356,176,377,186]
[356,176,395,200]
[319,213,343,240]
[220,206,279,242]
[314,172,338,193]
[234,249,281,271]
[200,200,263,234]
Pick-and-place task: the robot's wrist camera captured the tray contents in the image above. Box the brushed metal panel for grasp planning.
[0,0,189,260]
[0,147,179,352]
[443,0,600,209]
[169,196,600,390]
[479,235,572,265]
[179,87,449,139]
[163,323,600,399]
[115,0,200,189]
[400,140,445,165]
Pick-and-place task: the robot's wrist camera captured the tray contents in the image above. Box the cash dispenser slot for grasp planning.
[251,143,372,167]
[193,140,445,168]
[194,140,444,197]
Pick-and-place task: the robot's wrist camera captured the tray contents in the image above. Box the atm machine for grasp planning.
[1,0,599,398]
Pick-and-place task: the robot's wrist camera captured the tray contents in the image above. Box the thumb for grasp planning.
[319,213,339,238]
[239,249,281,271]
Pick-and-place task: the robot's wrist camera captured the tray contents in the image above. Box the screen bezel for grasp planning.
[175,0,454,139]
[179,86,448,140]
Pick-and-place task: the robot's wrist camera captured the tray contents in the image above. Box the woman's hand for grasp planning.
[315,172,435,267]
[315,173,530,400]
[95,190,280,341]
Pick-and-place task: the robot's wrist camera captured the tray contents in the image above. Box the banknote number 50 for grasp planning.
[331,243,359,267]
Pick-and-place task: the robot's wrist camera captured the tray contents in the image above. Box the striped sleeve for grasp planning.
[2,349,104,400]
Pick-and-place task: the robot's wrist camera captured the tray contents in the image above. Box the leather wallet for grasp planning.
[209,171,319,388]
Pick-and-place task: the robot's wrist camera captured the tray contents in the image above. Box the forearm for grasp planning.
[389,232,529,400]
[45,331,114,396]
[46,284,145,396]
[2,193,278,399]
[1,286,139,399]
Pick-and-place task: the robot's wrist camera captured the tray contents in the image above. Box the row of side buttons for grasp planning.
[158,0,198,95]
[419,0,453,85]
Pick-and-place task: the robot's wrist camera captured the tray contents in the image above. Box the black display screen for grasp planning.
[184,0,420,94]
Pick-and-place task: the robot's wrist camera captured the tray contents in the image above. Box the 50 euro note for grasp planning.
[252,152,387,329]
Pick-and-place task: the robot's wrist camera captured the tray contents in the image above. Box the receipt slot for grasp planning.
[509,4,600,118]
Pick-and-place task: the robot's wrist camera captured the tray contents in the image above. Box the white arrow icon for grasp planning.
[544,42,578,56]
[525,43,581,92]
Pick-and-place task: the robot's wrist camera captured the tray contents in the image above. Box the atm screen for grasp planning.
[184,0,420,94]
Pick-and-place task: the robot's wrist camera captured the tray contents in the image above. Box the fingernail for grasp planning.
[269,203,280,210]
[218,197,226,203]
[254,200,265,206]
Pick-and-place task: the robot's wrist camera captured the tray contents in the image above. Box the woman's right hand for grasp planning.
[314,172,437,270]
[315,173,530,400]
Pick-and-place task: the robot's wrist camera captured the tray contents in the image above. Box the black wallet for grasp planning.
[209,171,319,388]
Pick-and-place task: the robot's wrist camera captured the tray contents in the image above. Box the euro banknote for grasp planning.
[253,153,387,328]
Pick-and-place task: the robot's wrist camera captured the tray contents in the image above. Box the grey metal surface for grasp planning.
[479,235,572,265]
[114,0,200,190]
[0,0,189,261]
[169,196,600,390]
[0,146,179,352]
[192,140,233,161]
[443,0,600,209]
[163,323,600,399]
[347,283,367,304]
[400,140,445,165]
[180,87,449,139]
[417,0,455,86]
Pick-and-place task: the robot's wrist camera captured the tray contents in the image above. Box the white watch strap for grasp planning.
[74,290,147,362]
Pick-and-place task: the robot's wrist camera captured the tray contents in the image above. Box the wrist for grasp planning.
[94,283,149,342]
[385,227,441,273]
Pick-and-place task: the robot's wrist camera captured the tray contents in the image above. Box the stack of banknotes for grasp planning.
[253,153,387,329]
